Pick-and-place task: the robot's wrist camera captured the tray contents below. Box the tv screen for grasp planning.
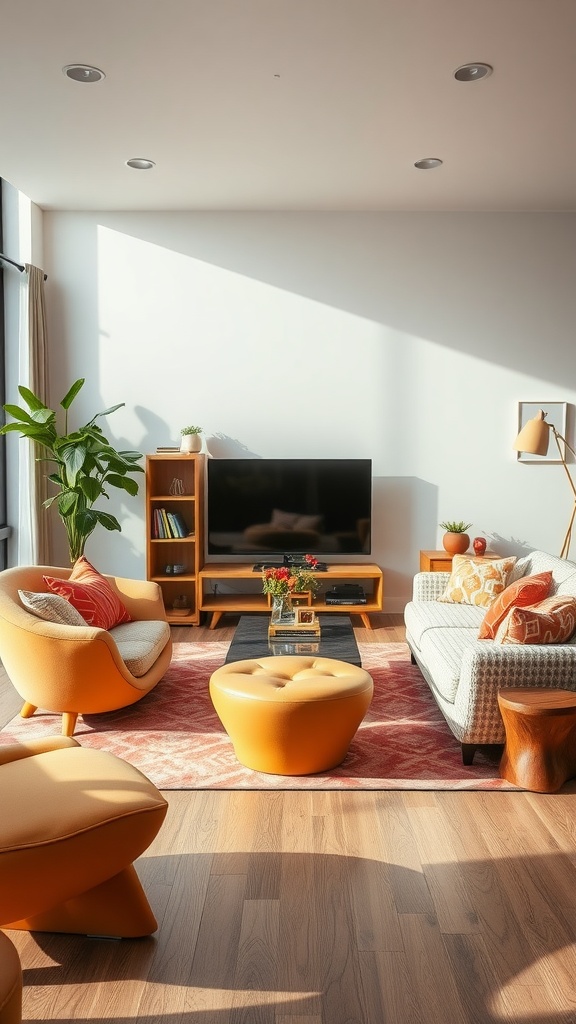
[207,458,372,557]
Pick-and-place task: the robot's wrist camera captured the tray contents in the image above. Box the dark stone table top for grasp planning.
[225,613,361,666]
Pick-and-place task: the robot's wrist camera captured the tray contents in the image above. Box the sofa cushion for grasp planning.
[44,557,132,631]
[438,555,517,609]
[18,589,87,626]
[494,595,576,646]
[109,620,171,677]
[478,571,553,640]
[418,627,478,703]
[404,600,484,650]
[507,550,576,595]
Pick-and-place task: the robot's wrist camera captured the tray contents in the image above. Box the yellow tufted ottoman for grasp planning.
[209,655,374,775]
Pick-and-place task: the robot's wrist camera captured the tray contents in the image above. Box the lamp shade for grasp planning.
[513,410,551,457]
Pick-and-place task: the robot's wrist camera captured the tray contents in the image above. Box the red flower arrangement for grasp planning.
[261,554,319,597]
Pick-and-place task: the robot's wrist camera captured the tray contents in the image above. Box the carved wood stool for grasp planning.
[498,687,576,792]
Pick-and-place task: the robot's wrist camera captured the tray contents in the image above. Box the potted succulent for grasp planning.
[0,378,143,562]
[439,520,472,555]
[180,425,202,453]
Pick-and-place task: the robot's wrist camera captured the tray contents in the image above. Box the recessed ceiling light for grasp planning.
[126,158,156,170]
[414,158,443,170]
[454,62,493,82]
[63,64,105,83]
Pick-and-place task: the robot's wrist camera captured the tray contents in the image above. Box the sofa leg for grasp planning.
[20,702,37,719]
[461,744,477,766]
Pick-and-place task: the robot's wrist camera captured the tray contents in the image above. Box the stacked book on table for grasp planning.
[152,508,190,539]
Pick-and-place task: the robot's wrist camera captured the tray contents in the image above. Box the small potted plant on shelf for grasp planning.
[180,426,202,453]
[439,520,472,555]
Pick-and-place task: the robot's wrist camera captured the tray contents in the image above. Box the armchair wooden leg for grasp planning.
[61,712,78,737]
[20,702,37,719]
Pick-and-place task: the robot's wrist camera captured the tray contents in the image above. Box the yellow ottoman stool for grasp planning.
[0,932,21,1024]
[209,655,374,775]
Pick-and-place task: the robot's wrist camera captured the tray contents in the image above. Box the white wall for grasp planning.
[14,210,575,610]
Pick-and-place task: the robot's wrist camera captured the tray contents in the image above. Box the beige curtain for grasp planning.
[22,265,51,564]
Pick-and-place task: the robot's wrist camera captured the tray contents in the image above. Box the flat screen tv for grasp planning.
[207,458,372,558]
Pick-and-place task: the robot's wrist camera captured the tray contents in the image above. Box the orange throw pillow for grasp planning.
[478,571,553,639]
[494,595,576,645]
[44,556,132,630]
[438,555,517,609]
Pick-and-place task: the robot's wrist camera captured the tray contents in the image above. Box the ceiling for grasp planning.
[2,0,576,213]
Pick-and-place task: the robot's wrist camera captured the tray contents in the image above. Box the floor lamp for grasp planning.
[513,409,576,559]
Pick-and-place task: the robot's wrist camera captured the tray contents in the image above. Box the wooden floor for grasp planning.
[4,613,576,1023]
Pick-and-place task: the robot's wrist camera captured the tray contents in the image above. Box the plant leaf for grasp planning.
[94,511,121,532]
[106,474,139,496]
[3,404,35,424]
[60,443,88,485]
[78,477,103,502]
[17,386,47,412]
[60,379,85,410]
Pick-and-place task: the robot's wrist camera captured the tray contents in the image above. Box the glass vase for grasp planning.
[270,593,295,625]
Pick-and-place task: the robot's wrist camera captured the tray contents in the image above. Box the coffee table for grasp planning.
[225,613,361,666]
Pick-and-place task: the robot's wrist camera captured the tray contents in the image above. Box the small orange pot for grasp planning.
[442,532,470,555]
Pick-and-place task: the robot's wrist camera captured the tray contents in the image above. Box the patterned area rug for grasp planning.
[0,641,512,790]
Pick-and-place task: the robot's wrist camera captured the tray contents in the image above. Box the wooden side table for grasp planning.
[498,687,576,792]
[419,550,499,572]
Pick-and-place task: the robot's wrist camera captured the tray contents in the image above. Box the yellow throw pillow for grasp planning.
[438,554,517,609]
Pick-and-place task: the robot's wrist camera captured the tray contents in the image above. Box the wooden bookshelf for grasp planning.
[145,453,205,624]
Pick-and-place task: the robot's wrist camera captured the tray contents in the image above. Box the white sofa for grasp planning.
[404,550,576,763]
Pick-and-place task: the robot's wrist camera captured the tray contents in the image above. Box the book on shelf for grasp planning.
[156,446,180,452]
[152,507,190,540]
[167,511,189,538]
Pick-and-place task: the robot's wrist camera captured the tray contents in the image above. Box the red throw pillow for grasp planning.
[494,595,576,645]
[478,571,553,640]
[44,556,132,630]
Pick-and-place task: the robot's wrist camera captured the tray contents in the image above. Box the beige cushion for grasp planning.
[18,589,87,626]
[438,555,517,609]
[109,620,171,677]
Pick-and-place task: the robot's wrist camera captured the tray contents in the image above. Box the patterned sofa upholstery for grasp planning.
[404,550,576,764]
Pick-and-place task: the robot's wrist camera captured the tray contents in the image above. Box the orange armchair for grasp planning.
[0,565,172,736]
[0,736,168,938]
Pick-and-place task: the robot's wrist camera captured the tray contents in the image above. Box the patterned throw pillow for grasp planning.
[478,571,553,639]
[43,556,132,630]
[18,589,88,626]
[438,554,517,609]
[494,595,576,645]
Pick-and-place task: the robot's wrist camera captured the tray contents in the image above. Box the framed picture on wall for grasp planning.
[516,402,567,463]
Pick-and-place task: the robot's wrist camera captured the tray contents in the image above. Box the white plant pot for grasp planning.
[180,434,202,453]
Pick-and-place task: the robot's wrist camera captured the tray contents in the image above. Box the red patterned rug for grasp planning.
[0,642,512,789]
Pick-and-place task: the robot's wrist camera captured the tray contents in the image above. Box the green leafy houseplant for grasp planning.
[439,520,472,534]
[0,378,144,562]
[180,425,202,435]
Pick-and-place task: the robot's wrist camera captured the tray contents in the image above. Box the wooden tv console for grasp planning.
[199,562,383,629]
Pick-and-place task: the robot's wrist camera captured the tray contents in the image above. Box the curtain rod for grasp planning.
[0,253,47,281]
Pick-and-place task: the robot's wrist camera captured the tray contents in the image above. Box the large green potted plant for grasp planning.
[0,378,144,562]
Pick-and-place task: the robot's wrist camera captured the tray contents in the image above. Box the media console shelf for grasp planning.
[199,562,383,629]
